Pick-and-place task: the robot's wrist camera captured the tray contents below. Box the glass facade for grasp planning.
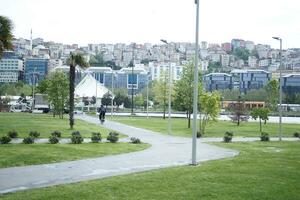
[25,58,49,85]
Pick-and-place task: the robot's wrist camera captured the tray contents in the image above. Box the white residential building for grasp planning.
[245,41,255,51]
[258,59,270,68]
[248,56,258,68]
[221,54,230,67]
[149,62,183,81]
[0,57,23,83]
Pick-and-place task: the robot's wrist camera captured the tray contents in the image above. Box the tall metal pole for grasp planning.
[279,39,283,141]
[146,74,149,119]
[160,39,172,135]
[192,0,200,165]
[131,44,135,115]
[95,73,97,108]
[272,37,283,141]
[111,72,114,117]
[168,62,172,135]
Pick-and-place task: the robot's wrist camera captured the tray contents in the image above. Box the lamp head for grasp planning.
[160,39,168,44]
[272,37,281,40]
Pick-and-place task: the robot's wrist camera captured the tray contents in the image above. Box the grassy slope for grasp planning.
[109,116,300,137]
[0,113,118,138]
[2,142,299,200]
[0,143,150,168]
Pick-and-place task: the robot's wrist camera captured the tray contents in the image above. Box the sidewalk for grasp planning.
[0,115,238,194]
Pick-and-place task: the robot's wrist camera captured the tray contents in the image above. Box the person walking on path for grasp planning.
[98,105,106,124]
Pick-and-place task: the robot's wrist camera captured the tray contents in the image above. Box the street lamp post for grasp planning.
[192,0,200,165]
[146,74,149,119]
[272,36,283,141]
[160,39,172,135]
[111,71,114,117]
[131,44,135,115]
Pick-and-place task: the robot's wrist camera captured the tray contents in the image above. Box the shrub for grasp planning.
[71,131,81,137]
[130,137,141,144]
[196,131,202,138]
[29,131,40,138]
[71,134,83,144]
[91,132,102,143]
[23,137,34,144]
[107,132,119,143]
[51,131,61,138]
[260,132,270,142]
[293,132,300,138]
[223,131,233,143]
[0,136,11,144]
[8,130,18,138]
[49,136,59,144]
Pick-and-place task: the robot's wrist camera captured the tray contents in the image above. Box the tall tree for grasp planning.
[173,60,202,128]
[68,53,88,129]
[250,108,270,133]
[0,16,14,58]
[153,72,169,119]
[265,79,279,111]
[47,71,69,119]
[198,91,221,135]
[229,95,248,126]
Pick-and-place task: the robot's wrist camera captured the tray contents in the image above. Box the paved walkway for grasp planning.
[0,115,238,194]
[109,112,300,124]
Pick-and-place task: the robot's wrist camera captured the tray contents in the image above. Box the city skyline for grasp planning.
[1,0,300,48]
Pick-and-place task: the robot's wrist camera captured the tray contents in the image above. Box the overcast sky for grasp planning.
[1,0,299,48]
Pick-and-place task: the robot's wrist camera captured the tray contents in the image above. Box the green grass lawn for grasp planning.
[109,116,300,137]
[2,142,299,200]
[0,143,150,168]
[0,113,120,138]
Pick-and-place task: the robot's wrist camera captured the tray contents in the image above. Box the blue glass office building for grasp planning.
[25,58,49,85]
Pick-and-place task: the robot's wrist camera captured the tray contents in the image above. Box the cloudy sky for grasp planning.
[1,0,299,48]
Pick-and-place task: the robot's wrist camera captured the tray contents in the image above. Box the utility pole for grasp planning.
[192,0,200,165]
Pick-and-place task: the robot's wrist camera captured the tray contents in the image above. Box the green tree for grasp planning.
[89,53,105,66]
[233,47,250,61]
[199,91,221,135]
[250,107,270,133]
[0,16,14,58]
[219,89,240,101]
[36,79,50,94]
[101,92,112,107]
[68,53,89,129]
[113,89,128,110]
[244,88,268,102]
[153,72,169,119]
[173,60,202,128]
[265,79,279,111]
[229,95,248,126]
[47,71,69,119]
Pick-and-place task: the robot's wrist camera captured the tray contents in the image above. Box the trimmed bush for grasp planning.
[91,132,102,143]
[49,136,59,144]
[260,132,270,142]
[8,130,18,138]
[71,131,81,137]
[51,131,61,138]
[0,136,11,144]
[71,134,83,144]
[29,131,40,138]
[223,131,233,143]
[23,137,34,144]
[107,132,119,143]
[196,131,202,138]
[130,137,141,144]
[293,132,300,138]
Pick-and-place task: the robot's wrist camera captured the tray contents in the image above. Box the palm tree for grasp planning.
[0,16,14,58]
[68,53,89,129]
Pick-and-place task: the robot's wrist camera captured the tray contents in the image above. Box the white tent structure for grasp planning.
[74,73,113,99]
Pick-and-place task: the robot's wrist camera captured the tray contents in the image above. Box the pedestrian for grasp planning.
[98,105,106,124]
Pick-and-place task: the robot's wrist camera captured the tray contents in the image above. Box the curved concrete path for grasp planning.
[0,115,238,194]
